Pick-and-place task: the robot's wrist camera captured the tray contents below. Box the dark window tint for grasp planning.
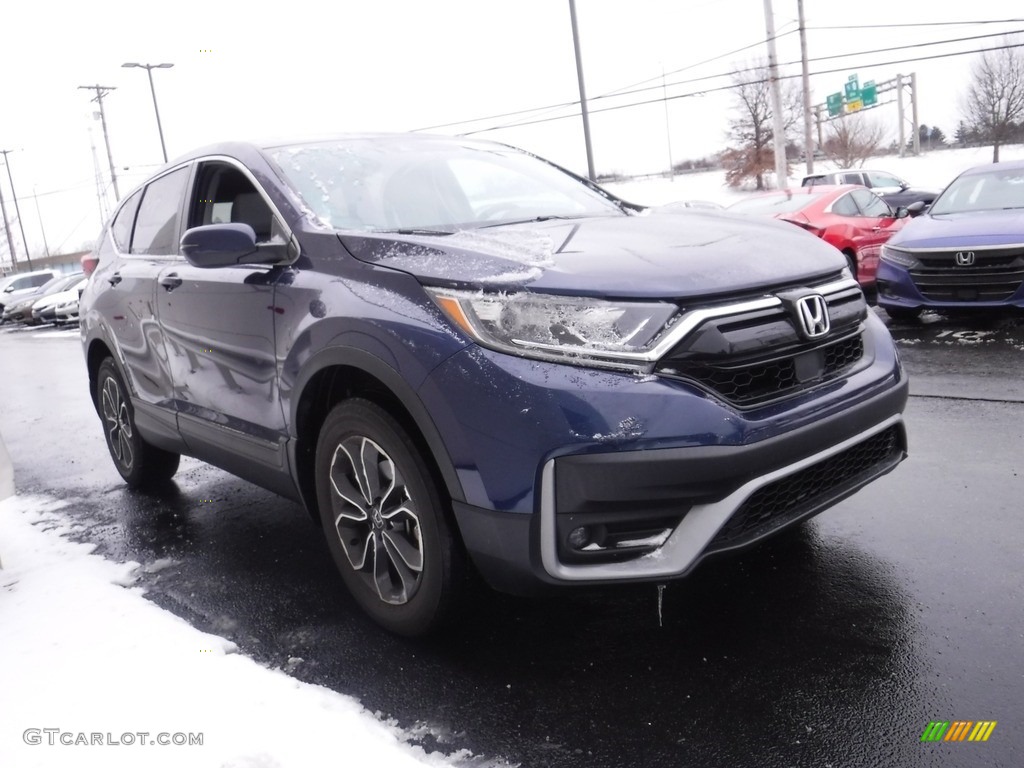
[839,173,864,185]
[111,190,143,252]
[131,168,189,255]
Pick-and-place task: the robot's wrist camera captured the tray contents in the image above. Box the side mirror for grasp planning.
[180,224,287,268]
[906,200,928,217]
[894,206,910,219]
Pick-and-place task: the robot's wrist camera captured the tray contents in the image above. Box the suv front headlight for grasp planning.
[880,245,920,269]
[426,288,678,370]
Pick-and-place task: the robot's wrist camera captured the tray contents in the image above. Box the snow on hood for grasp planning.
[891,209,1024,250]
[339,212,846,299]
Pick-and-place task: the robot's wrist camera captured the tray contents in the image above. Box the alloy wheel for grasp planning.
[328,436,424,605]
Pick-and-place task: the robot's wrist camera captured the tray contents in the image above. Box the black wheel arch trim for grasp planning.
[288,345,466,510]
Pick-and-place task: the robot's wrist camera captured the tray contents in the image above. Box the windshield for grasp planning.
[929,166,1024,214]
[267,137,625,232]
[727,191,820,215]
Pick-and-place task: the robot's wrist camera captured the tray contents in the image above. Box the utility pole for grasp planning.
[662,65,674,180]
[78,85,120,202]
[910,72,920,156]
[0,176,16,270]
[0,150,32,269]
[896,74,906,158]
[568,0,596,180]
[797,0,814,174]
[33,187,50,259]
[763,0,788,189]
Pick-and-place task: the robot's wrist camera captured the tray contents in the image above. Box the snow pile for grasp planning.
[0,495,473,768]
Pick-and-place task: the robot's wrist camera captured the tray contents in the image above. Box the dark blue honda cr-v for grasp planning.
[80,134,908,635]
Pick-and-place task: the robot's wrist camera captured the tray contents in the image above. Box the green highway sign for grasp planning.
[827,92,843,117]
[862,80,878,106]
[844,75,860,99]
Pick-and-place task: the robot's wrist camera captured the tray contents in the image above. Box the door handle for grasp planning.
[159,274,183,291]
[108,272,123,286]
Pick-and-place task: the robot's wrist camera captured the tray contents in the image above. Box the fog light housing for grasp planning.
[567,526,591,550]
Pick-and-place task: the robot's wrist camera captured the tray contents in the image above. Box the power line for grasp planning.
[421,27,1023,137]
[808,19,1024,30]
[457,41,1024,137]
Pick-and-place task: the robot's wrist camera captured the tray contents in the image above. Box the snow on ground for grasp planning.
[605,144,1024,208]
[0,495,489,768]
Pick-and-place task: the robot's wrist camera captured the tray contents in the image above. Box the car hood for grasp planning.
[890,210,1024,249]
[338,213,845,299]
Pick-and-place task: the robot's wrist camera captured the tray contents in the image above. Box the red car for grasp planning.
[726,184,909,286]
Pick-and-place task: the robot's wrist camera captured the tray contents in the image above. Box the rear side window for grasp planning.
[839,173,864,185]
[851,188,892,217]
[26,273,53,289]
[802,176,827,187]
[831,193,859,216]
[111,191,143,253]
[131,167,190,255]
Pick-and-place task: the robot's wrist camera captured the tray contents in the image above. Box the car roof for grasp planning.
[169,133,507,166]
[958,159,1024,176]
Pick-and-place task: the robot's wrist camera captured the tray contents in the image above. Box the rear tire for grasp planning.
[96,358,180,488]
[314,399,465,636]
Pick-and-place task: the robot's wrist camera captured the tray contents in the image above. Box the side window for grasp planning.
[851,188,892,217]
[131,167,190,256]
[189,162,280,243]
[840,173,864,186]
[111,190,143,253]
[831,193,859,216]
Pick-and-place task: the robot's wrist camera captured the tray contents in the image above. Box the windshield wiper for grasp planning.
[477,215,582,229]
[375,228,455,236]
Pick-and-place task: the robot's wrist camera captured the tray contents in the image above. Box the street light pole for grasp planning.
[568,0,595,181]
[122,63,174,163]
[0,150,32,269]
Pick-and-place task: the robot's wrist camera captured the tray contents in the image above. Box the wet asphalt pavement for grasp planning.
[1,310,1021,767]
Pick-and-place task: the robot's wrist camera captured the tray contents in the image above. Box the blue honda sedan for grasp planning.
[877,160,1024,320]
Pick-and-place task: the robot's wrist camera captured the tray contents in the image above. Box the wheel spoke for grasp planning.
[325,427,427,607]
[329,445,370,518]
[382,525,423,573]
[357,438,384,505]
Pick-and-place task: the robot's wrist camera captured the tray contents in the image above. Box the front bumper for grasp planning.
[877,260,1024,310]
[425,312,908,594]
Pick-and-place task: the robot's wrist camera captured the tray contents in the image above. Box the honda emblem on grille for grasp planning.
[955,251,975,266]
[795,294,830,339]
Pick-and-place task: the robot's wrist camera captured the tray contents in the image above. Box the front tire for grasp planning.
[96,358,180,488]
[315,399,464,636]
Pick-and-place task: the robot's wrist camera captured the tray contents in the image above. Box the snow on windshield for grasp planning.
[269,139,622,232]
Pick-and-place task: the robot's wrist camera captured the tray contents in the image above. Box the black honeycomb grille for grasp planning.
[708,425,902,551]
[663,334,864,407]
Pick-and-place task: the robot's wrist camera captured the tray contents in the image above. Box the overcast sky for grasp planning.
[1,0,1022,264]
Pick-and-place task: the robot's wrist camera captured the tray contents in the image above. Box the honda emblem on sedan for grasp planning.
[955,251,975,266]
[795,294,830,339]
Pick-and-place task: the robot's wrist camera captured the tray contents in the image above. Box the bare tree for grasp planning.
[821,113,887,168]
[723,60,802,189]
[961,41,1024,162]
